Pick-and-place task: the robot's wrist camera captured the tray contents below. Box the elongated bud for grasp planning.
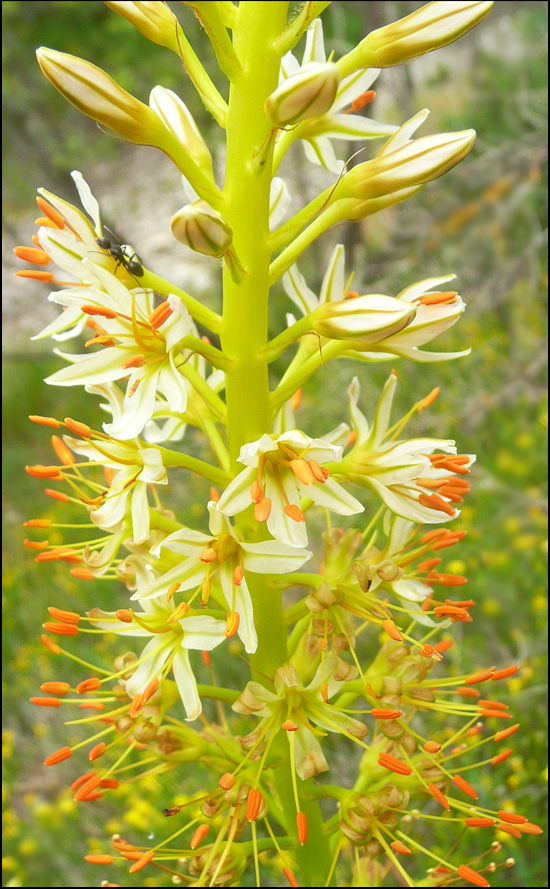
[171,200,233,257]
[104,2,183,53]
[338,2,494,75]
[311,294,416,343]
[150,86,213,173]
[336,130,476,204]
[265,62,341,127]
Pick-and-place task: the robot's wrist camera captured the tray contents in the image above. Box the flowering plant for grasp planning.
[15,2,542,886]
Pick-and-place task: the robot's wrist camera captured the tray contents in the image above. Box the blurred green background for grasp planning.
[2,2,547,887]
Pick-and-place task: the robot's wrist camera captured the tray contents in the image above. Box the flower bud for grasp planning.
[104,2,183,53]
[171,201,233,257]
[150,86,213,173]
[337,130,476,203]
[338,2,494,75]
[311,295,416,344]
[265,62,341,127]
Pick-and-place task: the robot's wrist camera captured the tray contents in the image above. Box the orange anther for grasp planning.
[421,529,448,544]
[201,650,211,667]
[423,741,442,754]
[79,702,104,711]
[436,574,468,586]
[465,818,496,828]
[418,493,456,517]
[122,353,146,369]
[347,429,357,447]
[321,682,329,703]
[129,693,144,718]
[434,638,453,653]
[13,245,51,265]
[149,300,173,329]
[129,851,155,873]
[307,460,327,483]
[24,518,51,529]
[167,601,190,623]
[45,488,69,502]
[29,415,60,428]
[290,388,302,410]
[498,811,527,824]
[417,558,442,571]
[254,497,272,522]
[284,504,306,522]
[417,291,458,306]
[30,696,61,708]
[246,788,263,822]
[496,821,522,838]
[225,611,240,638]
[40,681,70,696]
[456,864,490,887]
[89,742,107,762]
[42,622,78,636]
[99,778,118,789]
[233,566,244,586]
[290,459,314,486]
[491,748,512,765]
[433,534,466,551]
[143,677,160,703]
[15,269,55,281]
[209,486,220,502]
[491,666,519,681]
[390,840,412,855]
[71,772,95,792]
[41,634,61,654]
[371,708,402,720]
[480,709,512,719]
[250,480,264,503]
[47,606,80,624]
[452,774,478,799]
[200,547,217,562]
[428,783,450,810]
[201,577,211,606]
[74,774,102,801]
[64,417,92,438]
[456,686,480,698]
[190,824,210,849]
[71,568,95,580]
[515,822,543,835]
[346,89,376,113]
[219,773,236,791]
[36,196,66,228]
[283,866,300,887]
[26,464,63,479]
[85,855,114,865]
[76,678,101,694]
[44,746,72,766]
[378,753,412,776]
[296,811,308,845]
[127,378,141,397]
[417,387,440,411]
[381,619,403,642]
[167,582,180,602]
[116,609,133,623]
[80,304,118,319]
[282,720,300,732]
[465,667,496,685]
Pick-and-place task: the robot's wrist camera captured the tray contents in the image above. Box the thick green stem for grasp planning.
[219,5,333,884]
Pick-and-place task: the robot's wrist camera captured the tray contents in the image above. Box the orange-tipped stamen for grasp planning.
[219,773,236,791]
[381,619,403,642]
[498,811,527,824]
[428,783,450,810]
[190,824,210,849]
[149,301,173,329]
[64,417,92,438]
[71,568,95,580]
[36,196,66,229]
[437,574,468,587]
[390,840,412,855]
[129,851,155,874]
[121,353,146,369]
[378,753,412,776]
[452,774,478,799]
[465,667,496,685]
[233,566,244,586]
[26,465,63,479]
[515,822,543,835]
[129,694,144,718]
[143,677,160,703]
[418,493,456,517]
[42,622,78,636]
[282,720,300,732]
[494,724,519,742]
[76,678,101,694]
[491,666,519,681]
[290,388,302,410]
[116,609,133,623]
[13,246,51,265]
[44,746,72,766]
[167,602,190,623]
[85,855,114,865]
[200,547,217,563]
[40,681,70,696]
[417,291,458,306]
[47,606,80,625]
[202,650,211,667]
[283,504,306,522]
[254,497,272,522]
[290,459,314,486]
[29,415,60,428]
[345,89,375,113]
[89,742,107,762]
[30,696,61,708]
[371,708,403,720]
[209,486,220,502]
[480,709,512,719]
[225,611,240,638]
[246,788,263,822]
[80,304,118,319]
[456,864,490,887]
[24,518,51,529]
[417,387,440,412]
[45,488,69,502]
[456,686,480,698]
[491,749,512,765]
[296,811,308,845]
[167,582,180,602]
[465,818,496,827]
[41,634,61,654]
[435,638,453,653]
[15,269,55,281]
[423,741,442,754]
[283,866,300,887]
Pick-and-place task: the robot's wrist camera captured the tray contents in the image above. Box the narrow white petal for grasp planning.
[264,468,308,548]
[217,467,257,516]
[124,636,173,698]
[302,476,364,515]
[131,482,150,545]
[319,244,346,304]
[180,615,227,650]
[283,264,319,316]
[172,646,202,721]
[241,540,311,573]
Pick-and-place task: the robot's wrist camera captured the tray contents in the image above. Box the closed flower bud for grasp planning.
[265,62,341,128]
[336,130,476,203]
[171,201,233,257]
[338,2,494,74]
[311,294,416,344]
[150,86,213,173]
[105,2,183,53]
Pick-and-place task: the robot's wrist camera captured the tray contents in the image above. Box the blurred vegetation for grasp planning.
[2,2,547,887]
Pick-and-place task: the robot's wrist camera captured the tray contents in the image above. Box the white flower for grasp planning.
[341,374,475,523]
[217,431,364,547]
[135,502,312,654]
[89,596,227,721]
[63,435,167,544]
[43,265,193,440]
[275,20,397,174]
